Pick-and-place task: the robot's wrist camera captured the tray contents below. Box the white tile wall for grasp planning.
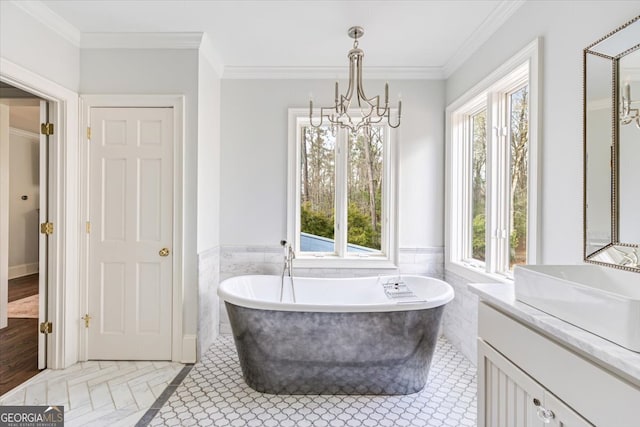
[442,270,479,365]
[198,246,220,359]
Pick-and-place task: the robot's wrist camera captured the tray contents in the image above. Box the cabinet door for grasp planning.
[546,392,593,427]
[478,339,594,427]
[478,339,544,427]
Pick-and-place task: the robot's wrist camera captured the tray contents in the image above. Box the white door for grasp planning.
[0,103,9,330]
[88,107,173,360]
[38,100,48,369]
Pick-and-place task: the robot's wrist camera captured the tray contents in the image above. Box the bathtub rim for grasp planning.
[218,274,454,313]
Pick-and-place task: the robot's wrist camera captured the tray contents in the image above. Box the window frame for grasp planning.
[287,108,398,268]
[446,39,541,283]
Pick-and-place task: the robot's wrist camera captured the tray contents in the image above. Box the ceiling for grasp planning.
[35,0,524,78]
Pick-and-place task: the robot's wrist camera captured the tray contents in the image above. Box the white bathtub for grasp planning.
[218,274,454,312]
[217,274,454,394]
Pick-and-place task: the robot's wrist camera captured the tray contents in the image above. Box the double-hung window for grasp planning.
[287,109,397,267]
[448,40,540,279]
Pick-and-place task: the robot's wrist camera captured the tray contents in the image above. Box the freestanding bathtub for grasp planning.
[218,274,454,395]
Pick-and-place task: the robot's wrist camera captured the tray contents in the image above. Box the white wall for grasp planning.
[443,1,640,364]
[196,53,221,357]
[446,1,639,265]
[197,56,221,252]
[0,1,79,91]
[220,78,445,249]
[1,5,81,368]
[8,129,40,276]
[80,48,201,356]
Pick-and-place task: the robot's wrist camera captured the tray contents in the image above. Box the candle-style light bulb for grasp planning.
[624,83,631,101]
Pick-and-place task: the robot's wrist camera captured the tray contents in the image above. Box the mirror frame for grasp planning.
[583,15,640,272]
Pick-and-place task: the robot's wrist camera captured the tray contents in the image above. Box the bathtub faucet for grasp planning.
[280,240,297,303]
[280,240,296,276]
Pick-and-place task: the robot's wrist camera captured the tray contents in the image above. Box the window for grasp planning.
[287,110,397,267]
[447,40,539,280]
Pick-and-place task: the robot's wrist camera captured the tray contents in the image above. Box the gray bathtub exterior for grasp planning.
[225,302,445,395]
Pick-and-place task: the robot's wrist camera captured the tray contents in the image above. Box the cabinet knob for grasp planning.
[533,399,555,424]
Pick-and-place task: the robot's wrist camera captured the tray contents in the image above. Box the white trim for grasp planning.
[445,38,541,283]
[1,57,80,369]
[11,0,81,47]
[79,94,187,363]
[447,38,542,113]
[81,32,204,50]
[199,33,225,78]
[181,335,197,363]
[286,108,398,269]
[443,0,526,78]
[9,127,39,140]
[224,66,444,80]
[8,262,39,280]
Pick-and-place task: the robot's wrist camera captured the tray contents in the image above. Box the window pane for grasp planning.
[471,110,487,262]
[300,126,336,253]
[509,86,529,269]
[347,127,383,253]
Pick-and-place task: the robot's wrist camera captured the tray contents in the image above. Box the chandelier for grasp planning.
[620,83,640,128]
[309,26,402,135]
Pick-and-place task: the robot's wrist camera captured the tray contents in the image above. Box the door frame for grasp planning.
[0,57,79,370]
[79,95,186,362]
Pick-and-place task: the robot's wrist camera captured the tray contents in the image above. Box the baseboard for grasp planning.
[8,263,39,280]
[181,335,197,363]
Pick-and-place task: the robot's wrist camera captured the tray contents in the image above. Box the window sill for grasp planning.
[293,256,398,270]
[445,261,513,285]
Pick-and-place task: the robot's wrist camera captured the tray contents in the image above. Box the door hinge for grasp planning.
[41,122,54,135]
[87,127,91,140]
[86,221,91,234]
[40,321,53,334]
[40,222,54,235]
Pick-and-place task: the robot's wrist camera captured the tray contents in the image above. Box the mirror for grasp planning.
[584,16,640,272]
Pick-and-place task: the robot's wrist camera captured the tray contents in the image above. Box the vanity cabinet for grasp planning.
[477,302,640,427]
[479,340,592,426]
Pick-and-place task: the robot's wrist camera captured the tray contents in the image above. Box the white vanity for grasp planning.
[470,275,640,427]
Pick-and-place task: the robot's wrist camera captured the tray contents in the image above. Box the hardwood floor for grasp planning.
[8,274,39,302]
[1,274,40,396]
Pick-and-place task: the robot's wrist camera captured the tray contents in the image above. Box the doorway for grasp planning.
[0,83,50,395]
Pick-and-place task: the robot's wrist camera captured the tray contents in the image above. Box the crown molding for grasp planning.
[443,0,526,78]
[199,33,225,78]
[223,65,444,80]
[11,0,81,46]
[81,32,205,50]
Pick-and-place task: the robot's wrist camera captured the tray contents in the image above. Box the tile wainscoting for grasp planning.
[442,270,479,366]
[198,246,221,360]
[218,246,444,334]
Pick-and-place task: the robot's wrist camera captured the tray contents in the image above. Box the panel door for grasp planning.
[88,107,173,360]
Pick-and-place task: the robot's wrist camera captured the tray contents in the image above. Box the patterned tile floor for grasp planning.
[150,335,477,427]
[0,360,183,427]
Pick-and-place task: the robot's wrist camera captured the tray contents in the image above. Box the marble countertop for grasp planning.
[469,282,640,387]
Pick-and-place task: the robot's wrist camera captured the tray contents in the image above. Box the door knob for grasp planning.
[159,248,170,257]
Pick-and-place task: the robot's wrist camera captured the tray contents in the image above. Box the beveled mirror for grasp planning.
[584,16,640,272]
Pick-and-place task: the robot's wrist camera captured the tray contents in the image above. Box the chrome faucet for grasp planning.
[280,240,296,302]
[281,240,295,276]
